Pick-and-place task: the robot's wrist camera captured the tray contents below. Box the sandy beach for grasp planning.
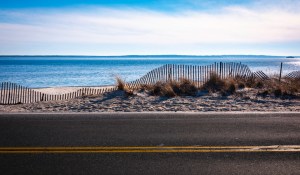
[33,86,115,95]
[1,86,299,113]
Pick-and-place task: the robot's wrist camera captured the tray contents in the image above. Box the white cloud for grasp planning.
[0,4,300,55]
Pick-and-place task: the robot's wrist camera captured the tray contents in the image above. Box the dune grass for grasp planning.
[201,72,237,95]
[115,76,135,96]
[115,76,125,91]
[142,78,198,97]
[116,73,299,98]
[259,77,300,98]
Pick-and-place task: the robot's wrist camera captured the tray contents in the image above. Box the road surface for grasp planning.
[0,112,299,174]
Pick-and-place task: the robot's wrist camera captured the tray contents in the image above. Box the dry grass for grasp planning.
[124,86,134,96]
[234,75,264,89]
[139,84,153,92]
[177,78,198,96]
[116,72,299,99]
[149,82,176,97]
[248,75,300,98]
[202,72,225,92]
[285,78,300,91]
[115,76,135,97]
[202,72,236,95]
[227,75,299,98]
[200,72,296,97]
[139,78,198,97]
[115,76,125,91]
[225,81,236,95]
[261,77,300,98]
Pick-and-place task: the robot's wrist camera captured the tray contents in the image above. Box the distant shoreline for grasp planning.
[0,54,291,58]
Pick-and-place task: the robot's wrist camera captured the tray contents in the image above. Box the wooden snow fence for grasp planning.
[0,82,117,105]
[252,71,270,80]
[2,62,282,105]
[126,62,257,89]
[285,71,300,80]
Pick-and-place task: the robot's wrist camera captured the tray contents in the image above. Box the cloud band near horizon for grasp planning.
[0,1,300,55]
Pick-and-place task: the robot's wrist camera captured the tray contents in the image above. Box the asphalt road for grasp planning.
[0,112,300,175]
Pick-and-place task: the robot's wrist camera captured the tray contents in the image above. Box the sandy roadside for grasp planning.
[1,89,299,113]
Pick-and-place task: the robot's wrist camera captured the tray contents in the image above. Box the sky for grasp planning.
[0,0,300,56]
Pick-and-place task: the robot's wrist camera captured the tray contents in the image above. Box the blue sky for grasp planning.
[0,0,300,55]
[0,0,251,9]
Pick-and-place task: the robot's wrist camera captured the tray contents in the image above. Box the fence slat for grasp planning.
[0,82,3,104]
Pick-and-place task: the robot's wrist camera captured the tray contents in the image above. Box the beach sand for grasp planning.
[1,87,299,113]
[33,86,115,95]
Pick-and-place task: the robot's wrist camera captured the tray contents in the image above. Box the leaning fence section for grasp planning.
[285,71,300,80]
[0,82,117,105]
[252,71,270,80]
[126,62,254,89]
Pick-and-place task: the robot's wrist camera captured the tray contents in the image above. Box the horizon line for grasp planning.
[0,54,296,57]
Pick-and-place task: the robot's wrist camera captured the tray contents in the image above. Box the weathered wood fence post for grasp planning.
[279,62,283,82]
[168,64,172,81]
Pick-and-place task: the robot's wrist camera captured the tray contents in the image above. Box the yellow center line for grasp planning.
[0,146,299,153]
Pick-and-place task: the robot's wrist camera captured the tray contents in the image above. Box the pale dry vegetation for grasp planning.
[116,74,300,98]
[201,72,236,95]
[116,76,125,91]
[144,78,198,97]
[257,77,300,98]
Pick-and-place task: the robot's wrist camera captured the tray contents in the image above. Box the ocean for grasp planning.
[0,56,299,88]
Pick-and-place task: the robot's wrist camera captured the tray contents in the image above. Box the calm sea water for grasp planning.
[0,56,299,88]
